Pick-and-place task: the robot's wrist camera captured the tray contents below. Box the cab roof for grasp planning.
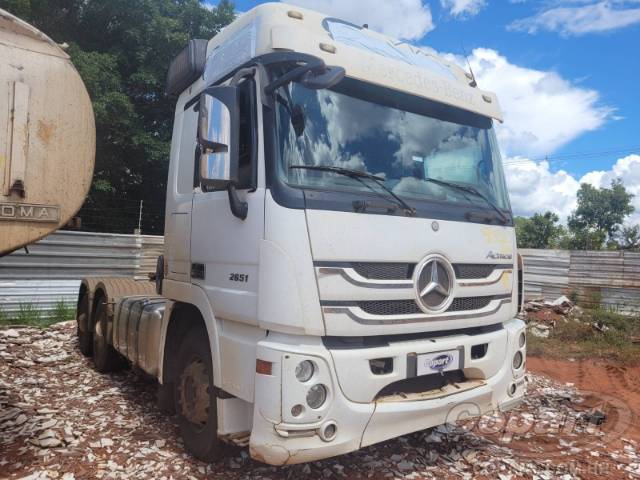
[199,2,503,122]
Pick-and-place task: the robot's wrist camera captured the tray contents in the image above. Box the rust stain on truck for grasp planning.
[36,119,55,145]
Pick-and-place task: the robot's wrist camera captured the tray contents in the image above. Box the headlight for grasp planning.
[295,360,314,382]
[306,384,328,409]
[513,351,524,369]
[519,332,526,348]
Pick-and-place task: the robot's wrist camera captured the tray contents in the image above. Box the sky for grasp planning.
[216,0,640,224]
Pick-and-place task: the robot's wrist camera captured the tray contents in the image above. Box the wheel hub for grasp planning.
[178,358,210,426]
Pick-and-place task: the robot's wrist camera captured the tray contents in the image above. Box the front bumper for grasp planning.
[249,318,526,465]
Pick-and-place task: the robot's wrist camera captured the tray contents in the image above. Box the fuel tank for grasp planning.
[0,9,95,255]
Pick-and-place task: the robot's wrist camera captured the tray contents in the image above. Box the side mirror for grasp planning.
[197,86,248,220]
[197,87,239,190]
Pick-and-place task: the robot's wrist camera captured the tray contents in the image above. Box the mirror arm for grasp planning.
[227,183,248,220]
[199,138,225,152]
[231,67,257,86]
[263,57,325,96]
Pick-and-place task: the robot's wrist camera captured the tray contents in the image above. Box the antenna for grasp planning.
[461,43,477,88]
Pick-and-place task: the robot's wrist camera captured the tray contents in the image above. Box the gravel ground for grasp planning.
[1,321,639,480]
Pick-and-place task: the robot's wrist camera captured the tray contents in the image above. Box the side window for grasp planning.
[177,104,198,194]
[236,78,257,189]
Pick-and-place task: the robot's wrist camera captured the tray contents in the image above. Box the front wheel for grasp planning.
[174,327,224,462]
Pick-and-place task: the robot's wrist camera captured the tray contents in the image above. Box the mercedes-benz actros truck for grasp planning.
[73,3,526,465]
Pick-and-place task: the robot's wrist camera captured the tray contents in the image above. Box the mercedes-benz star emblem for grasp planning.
[414,254,455,313]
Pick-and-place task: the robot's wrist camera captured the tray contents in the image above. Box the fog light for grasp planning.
[295,360,314,382]
[306,384,328,409]
[291,404,304,417]
[319,421,337,442]
[508,382,517,396]
[513,351,524,369]
[519,332,526,348]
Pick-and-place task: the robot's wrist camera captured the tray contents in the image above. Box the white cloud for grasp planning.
[508,1,640,36]
[453,48,613,158]
[440,0,487,18]
[283,0,434,40]
[504,154,640,225]
[504,159,580,220]
[579,154,640,224]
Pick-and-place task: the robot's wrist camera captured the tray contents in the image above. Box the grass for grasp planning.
[527,306,640,365]
[0,300,76,328]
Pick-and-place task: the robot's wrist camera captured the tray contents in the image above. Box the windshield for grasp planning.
[275,79,511,214]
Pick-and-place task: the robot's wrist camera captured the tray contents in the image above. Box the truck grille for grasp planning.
[351,262,414,280]
[348,262,505,280]
[357,299,419,316]
[448,296,494,311]
[356,296,494,316]
[454,264,498,279]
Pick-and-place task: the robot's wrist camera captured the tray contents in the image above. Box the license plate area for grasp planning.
[413,348,463,377]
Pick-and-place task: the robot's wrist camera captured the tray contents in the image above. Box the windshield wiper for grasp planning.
[290,165,416,216]
[424,177,510,224]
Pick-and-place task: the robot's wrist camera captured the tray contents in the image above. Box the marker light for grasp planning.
[291,404,304,417]
[256,359,273,375]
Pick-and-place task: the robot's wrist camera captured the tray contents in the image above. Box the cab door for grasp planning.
[164,100,198,283]
[190,75,264,326]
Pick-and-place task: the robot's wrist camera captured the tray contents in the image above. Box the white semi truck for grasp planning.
[73,3,526,465]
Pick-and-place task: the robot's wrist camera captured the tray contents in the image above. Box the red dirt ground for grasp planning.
[528,356,640,444]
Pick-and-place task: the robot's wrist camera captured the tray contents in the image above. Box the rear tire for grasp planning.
[76,294,92,357]
[92,301,124,372]
[174,327,223,462]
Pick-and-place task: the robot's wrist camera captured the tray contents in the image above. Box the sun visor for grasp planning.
[270,25,503,122]
[323,19,457,82]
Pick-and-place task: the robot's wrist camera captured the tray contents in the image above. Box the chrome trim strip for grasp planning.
[457,269,513,287]
[316,263,515,290]
[322,298,512,325]
[316,267,412,289]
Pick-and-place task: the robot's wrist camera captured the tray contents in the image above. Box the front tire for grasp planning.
[174,327,223,462]
[92,301,124,372]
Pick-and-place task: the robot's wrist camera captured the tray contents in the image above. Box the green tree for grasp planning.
[614,224,640,251]
[0,0,235,234]
[515,211,564,249]
[567,180,635,250]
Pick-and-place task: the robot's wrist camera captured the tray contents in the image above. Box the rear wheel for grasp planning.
[174,327,223,462]
[76,294,92,356]
[92,301,124,372]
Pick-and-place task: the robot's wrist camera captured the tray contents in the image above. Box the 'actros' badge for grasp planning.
[486,251,513,260]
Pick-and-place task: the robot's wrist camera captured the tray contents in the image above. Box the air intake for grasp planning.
[166,39,208,95]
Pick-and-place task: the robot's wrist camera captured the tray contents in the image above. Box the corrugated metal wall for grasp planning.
[1,232,638,315]
[519,249,570,301]
[521,249,640,314]
[0,231,162,314]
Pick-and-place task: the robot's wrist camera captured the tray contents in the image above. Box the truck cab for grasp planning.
[83,2,526,465]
